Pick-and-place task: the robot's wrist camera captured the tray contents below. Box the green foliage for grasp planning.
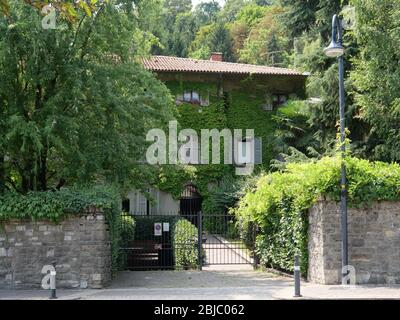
[350,0,400,162]
[272,100,317,157]
[118,213,135,269]
[189,22,234,62]
[0,0,173,193]
[172,219,199,270]
[0,0,102,20]
[226,89,276,170]
[220,0,252,23]
[120,214,136,245]
[0,186,119,221]
[170,12,198,57]
[156,80,277,213]
[193,1,221,26]
[235,3,268,27]
[233,156,400,275]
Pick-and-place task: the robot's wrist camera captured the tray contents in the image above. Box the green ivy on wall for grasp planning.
[152,78,278,214]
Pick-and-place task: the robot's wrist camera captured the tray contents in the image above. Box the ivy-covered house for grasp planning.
[124,53,307,215]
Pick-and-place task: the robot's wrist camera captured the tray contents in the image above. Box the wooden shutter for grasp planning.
[254,137,262,164]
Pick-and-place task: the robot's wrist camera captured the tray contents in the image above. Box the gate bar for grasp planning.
[198,211,203,271]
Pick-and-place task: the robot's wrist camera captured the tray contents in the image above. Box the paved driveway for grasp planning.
[203,234,253,265]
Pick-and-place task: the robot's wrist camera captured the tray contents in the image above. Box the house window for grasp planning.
[272,94,288,108]
[176,90,209,106]
[122,199,130,213]
[192,91,200,103]
[134,188,159,215]
[235,137,262,165]
[184,91,192,102]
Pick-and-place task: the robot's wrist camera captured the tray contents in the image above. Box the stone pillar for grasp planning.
[308,200,400,284]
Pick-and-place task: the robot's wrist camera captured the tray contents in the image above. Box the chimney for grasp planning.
[210,52,223,62]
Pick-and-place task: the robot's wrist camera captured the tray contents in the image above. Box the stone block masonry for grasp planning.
[0,208,111,289]
[308,200,400,284]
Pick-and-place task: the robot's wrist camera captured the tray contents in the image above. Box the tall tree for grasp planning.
[157,0,193,55]
[193,0,221,26]
[238,5,290,66]
[350,0,400,161]
[171,12,198,57]
[0,0,173,193]
[220,0,251,23]
[190,22,234,61]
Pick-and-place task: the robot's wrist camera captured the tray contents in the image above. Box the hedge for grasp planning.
[233,156,400,276]
[172,219,199,270]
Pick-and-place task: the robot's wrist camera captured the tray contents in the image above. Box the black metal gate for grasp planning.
[201,213,257,267]
[119,211,258,271]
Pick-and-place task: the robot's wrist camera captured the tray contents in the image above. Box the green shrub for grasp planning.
[233,156,400,276]
[120,214,136,245]
[172,219,199,270]
[118,214,136,270]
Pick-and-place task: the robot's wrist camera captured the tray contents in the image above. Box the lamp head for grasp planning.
[324,39,345,58]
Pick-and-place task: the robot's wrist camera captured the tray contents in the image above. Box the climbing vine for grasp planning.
[153,78,280,213]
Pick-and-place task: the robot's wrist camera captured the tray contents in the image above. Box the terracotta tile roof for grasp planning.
[142,55,306,77]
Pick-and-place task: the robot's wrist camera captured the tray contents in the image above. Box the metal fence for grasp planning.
[119,212,257,271]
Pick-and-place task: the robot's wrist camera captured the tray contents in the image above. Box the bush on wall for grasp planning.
[172,219,199,270]
[232,156,400,276]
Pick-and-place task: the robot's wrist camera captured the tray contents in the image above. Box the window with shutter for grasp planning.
[236,137,253,165]
[234,137,262,165]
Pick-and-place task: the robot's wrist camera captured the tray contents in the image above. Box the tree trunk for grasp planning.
[0,154,4,192]
[38,149,47,191]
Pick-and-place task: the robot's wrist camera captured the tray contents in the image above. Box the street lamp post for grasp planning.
[324,14,348,280]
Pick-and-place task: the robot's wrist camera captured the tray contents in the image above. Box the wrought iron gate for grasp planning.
[119,211,258,271]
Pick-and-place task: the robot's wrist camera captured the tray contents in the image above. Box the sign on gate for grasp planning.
[154,223,162,236]
[163,222,170,232]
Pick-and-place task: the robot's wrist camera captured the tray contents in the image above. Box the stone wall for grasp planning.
[308,200,400,284]
[0,208,111,289]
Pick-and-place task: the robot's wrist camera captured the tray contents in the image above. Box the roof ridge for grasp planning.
[142,55,306,76]
[147,55,296,72]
